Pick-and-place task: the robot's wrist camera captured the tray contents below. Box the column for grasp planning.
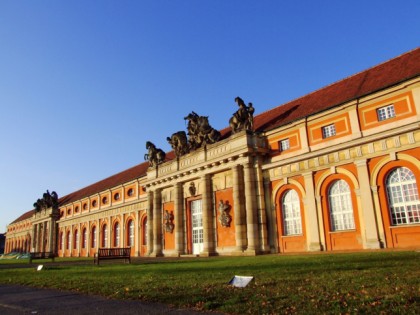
[371,185,386,248]
[107,216,112,248]
[243,162,259,254]
[303,172,322,251]
[118,215,123,248]
[46,221,51,253]
[50,220,58,255]
[264,178,277,253]
[232,164,246,252]
[77,222,81,256]
[146,190,153,255]
[134,211,139,256]
[32,224,38,252]
[41,222,46,252]
[152,189,163,256]
[174,182,185,255]
[255,156,269,253]
[315,195,326,250]
[96,221,100,250]
[86,221,91,257]
[355,159,381,249]
[201,174,215,256]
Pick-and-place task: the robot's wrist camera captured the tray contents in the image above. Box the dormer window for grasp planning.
[322,124,336,138]
[377,104,396,121]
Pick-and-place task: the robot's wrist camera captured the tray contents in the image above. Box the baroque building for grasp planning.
[5,48,420,257]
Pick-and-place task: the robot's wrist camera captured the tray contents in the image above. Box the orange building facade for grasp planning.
[5,48,420,257]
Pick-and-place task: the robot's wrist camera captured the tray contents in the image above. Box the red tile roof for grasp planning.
[9,48,420,224]
[253,47,420,132]
[10,209,35,224]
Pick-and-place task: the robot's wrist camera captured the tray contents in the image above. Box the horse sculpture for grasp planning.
[144,141,166,167]
[33,190,59,212]
[184,111,221,150]
[167,131,189,157]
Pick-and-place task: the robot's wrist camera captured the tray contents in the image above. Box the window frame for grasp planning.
[386,167,420,226]
[279,138,290,152]
[322,124,336,139]
[377,104,396,121]
[328,179,356,231]
[281,189,303,235]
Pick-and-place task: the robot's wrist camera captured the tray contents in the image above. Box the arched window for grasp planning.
[66,231,71,250]
[386,167,420,225]
[127,220,134,247]
[91,226,97,248]
[74,229,79,250]
[102,224,108,247]
[114,222,120,247]
[82,228,87,249]
[281,189,302,235]
[328,179,355,231]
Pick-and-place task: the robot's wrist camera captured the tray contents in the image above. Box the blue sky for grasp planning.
[1,1,419,233]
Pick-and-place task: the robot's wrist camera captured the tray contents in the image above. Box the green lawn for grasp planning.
[1,251,419,314]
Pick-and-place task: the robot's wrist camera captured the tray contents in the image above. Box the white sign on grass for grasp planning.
[228,275,253,287]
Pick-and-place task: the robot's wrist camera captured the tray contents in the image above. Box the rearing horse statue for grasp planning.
[144,141,166,167]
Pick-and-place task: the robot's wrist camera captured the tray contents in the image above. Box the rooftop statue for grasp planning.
[144,141,166,167]
[229,96,254,133]
[184,111,221,151]
[167,131,189,157]
[33,190,58,212]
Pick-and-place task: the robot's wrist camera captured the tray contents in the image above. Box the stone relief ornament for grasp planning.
[189,182,196,196]
[144,141,166,167]
[163,210,174,233]
[184,111,221,151]
[229,96,255,133]
[218,200,232,227]
[167,130,189,157]
[33,190,59,212]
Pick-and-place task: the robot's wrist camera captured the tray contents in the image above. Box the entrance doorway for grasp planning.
[191,200,203,255]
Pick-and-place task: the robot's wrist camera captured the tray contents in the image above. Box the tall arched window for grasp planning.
[281,189,302,235]
[386,167,420,225]
[91,226,97,248]
[328,179,355,231]
[127,220,134,247]
[114,222,120,247]
[101,224,108,247]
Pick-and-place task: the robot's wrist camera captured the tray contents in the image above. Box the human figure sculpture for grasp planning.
[218,200,232,227]
[229,97,255,133]
[163,210,174,233]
